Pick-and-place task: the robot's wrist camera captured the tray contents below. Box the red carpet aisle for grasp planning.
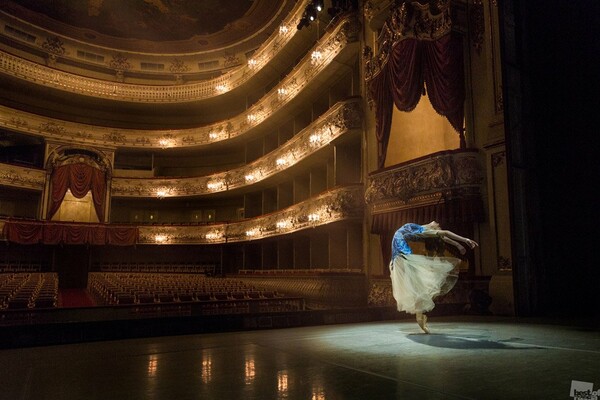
[58,289,96,308]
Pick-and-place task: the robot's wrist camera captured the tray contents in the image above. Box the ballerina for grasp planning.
[389,221,478,333]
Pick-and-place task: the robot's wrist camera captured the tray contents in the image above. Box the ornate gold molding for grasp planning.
[0,163,46,190]
[0,13,358,104]
[0,1,305,79]
[368,278,394,307]
[363,0,394,25]
[0,100,359,199]
[112,100,361,197]
[365,149,483,212]
[138,185,364,244]
[45,145,113,175]
[0,17,358,150]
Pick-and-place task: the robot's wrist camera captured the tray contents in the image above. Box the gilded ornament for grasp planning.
[41,36,66,56]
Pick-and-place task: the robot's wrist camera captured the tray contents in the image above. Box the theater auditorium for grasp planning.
[0,1,597,399]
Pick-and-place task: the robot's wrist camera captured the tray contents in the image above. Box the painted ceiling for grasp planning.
[2,0,290,52]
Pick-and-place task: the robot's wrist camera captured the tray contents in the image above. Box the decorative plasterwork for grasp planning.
[0,18,357,149]
[0,7,359,104]
[365,149,483,212]
[0,1,299,60]
[137,185,363,244]
[45,145,113,175]
[109,53,131,71]
[112,100,361,197]
[169,59,189,74]
[491,151,505,167]
[364,0,452,81]
[41,36,66,56]
[363,0,394,27]
[0,101,361,196]
[0,163,46,190]
[368,278,394,307]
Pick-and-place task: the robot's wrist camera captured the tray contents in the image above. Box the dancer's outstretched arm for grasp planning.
[441,236,467,255]
[438,230,478,249]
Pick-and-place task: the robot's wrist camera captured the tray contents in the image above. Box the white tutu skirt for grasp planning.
[389,254,460,314]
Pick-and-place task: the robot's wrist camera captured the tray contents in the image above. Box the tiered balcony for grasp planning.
[0,11,359,104]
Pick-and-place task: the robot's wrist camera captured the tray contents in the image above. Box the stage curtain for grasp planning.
[369,33,465,169]
[47,163,106,221]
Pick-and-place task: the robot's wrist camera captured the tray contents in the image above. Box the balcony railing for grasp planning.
[0,162,45,190]
[137,185,364,244]
[0,99,361,196]
[0,185,364,245]
[0,14,359,150]
[0,11,359,104]
[0,0,303,76]
[365,149,484,228]
[112,99,361,197]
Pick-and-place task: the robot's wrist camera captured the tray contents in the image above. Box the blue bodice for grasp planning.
[391,223,425,259]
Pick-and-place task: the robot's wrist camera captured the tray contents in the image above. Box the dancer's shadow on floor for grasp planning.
[407,334,541,350]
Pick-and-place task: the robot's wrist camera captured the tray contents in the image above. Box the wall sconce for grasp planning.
[205,231,222,241]
[245,229,258,237]
[277,87,288,98]
[276,220,291,230]
[311,50,322,63]
[155,187,172,199]
[215,84,228,93]
[207,181,224,191]
[208,131,219,140]
[308,213,320,222]
[248,59,258,68]
[158,134,176,148]
[245,173,256,182]
[279,25,289,34]
[276,157,288,167]
[154,233,170,243]
[247,114,257,123]
[309,133,322,145]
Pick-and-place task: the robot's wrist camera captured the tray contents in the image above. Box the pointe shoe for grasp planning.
[416,314,430,334]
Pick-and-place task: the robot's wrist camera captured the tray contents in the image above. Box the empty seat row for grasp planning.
[98,263,216,274]
[0,273,58,310]
[88,273,281,306]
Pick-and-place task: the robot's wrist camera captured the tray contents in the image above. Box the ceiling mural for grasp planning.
[2,0,293,53]
[10,0,255,41]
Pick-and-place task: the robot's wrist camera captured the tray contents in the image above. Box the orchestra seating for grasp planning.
[88,273,290,307]
[0,273,58,309]
[0,262,43,273]
[238,268,363,275]
[97,262,216,275]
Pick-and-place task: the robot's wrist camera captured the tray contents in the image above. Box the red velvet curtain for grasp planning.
[106,226,138,246]
[48,163,106,221]
[2,220,138,246]
[3,220,43,244]
[369,33,465,169]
